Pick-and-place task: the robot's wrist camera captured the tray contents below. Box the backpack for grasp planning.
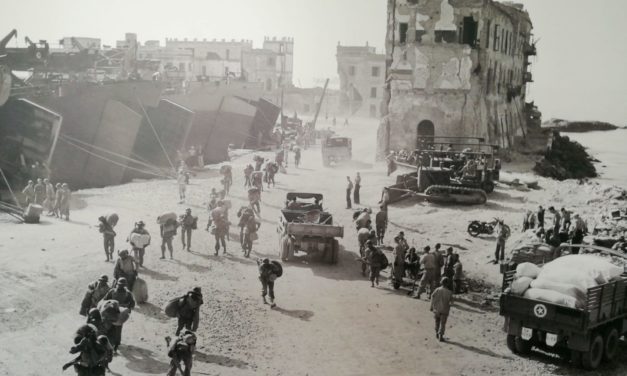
[379,252,389,270]
[164,296,184,318]
[271,260,283,278]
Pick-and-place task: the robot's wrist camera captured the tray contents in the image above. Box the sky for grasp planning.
[1,0,625,125]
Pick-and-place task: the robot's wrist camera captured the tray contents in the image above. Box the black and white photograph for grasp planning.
[0,0,626,375]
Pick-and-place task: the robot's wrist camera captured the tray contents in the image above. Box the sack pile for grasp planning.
[508,255,624,309]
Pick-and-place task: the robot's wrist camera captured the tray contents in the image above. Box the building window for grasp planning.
[372,66,380,77]
[493,24,500,51]
[226,49,230,60]
[265,78,272,91]
[179,62,185,72]
[369,104,377,117]
[349,66,356,76]
[485,20,491,48]
[399,22,408,44]
[279,44,285,54]
[504,30,509,54]
[501,28,505,52]
[188,62,192,71]
[370,87,377,98]
[267,57,275,66]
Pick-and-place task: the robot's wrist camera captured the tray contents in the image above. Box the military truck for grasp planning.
[277,193,343,264]
[500,245,627,370]
[321,136,352,166]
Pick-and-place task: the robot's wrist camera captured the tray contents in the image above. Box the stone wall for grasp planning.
[379,0,534,157]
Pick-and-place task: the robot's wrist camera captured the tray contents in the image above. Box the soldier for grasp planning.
[294,146,301,168]
[113,250,138,290]
[80,274,110,316]
[242,211,260,258]
[211,202,228,255]
[161,217,179,259]
[34,178,45,205]
[353,172,361,205]
[103,277,135,352]
[128,221,151,267]
[166,330,197,376]
[175,287,203,336]
[244,164,254,187]
[433,243,444,288]
[374,206,388,246]
[345,176,353,209]
[257,258,278,307]
[179,208,196,252]
[415,246,436,299]
[22,180,35,206]
[53,182,63,217]
[98,215,118,262]
[59,183,71,221]
[431,277,454,342]
[63,324,108,376]
[364,240,386,287]
[177,169,187,203]
[43,178,55,215]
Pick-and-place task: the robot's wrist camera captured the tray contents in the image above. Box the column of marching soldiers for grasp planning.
[64,154,286,376]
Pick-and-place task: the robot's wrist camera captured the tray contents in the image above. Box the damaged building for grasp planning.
[336,43,386,118]
[379,0,536,155]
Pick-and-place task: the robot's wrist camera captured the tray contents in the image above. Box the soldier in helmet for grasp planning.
[103,277,135,352]
[63,323,108,376]
[257,258,277,307]
[166,330,197,376]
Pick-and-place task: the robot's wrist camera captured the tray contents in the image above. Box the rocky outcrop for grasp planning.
[542,118,619,132]
[533,133,597,180]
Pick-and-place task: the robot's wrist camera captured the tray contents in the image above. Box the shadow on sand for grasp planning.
[272,306,314,321]
[120,344,170,374]
[194,351,250,369]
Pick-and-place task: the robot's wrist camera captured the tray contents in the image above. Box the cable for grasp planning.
[60,134,166,176]
[59,138,171,179]
[136,96,177,173]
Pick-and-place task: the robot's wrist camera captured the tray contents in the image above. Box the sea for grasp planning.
[564,128,627,189]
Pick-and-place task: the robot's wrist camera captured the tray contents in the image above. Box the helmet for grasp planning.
[117,277,128,286]
[98,274,108,282]
[262,258,270,264]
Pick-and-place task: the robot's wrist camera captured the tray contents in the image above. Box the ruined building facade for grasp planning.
[242,37,294,91]
[336,44,386,118]
[379,0,536,155]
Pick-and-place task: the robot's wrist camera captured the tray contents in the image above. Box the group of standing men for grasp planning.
[22,178,71,220]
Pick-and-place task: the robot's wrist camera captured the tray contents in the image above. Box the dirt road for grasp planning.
[1,118,625,375]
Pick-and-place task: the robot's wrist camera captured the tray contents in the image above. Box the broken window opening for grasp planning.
[399,23,408,44]
[461,17,478,48]
[415,30,426,43]
[435,30,457,44]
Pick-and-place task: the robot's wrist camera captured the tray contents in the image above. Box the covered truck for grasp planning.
[500,246,627,370]
[277,193,343,264]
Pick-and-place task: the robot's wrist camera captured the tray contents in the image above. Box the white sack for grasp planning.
[516,262,541,279]
[539,254,623,286]
[523,287,580,309]
[530,278,586,303]
[511,276,533,296]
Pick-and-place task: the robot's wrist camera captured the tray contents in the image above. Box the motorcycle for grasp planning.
[467,218,510,238]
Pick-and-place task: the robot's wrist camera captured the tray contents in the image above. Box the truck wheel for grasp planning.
[514,336,533,355]
[581,333,604,370]
[331,239,339,265]
[506,335,518,354]
[603,327,619,362]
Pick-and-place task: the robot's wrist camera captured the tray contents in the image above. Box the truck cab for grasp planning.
[321,136,352,166]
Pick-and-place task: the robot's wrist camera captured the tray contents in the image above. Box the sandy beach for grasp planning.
[1,117,626,376]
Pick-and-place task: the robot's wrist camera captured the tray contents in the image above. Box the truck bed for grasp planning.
[280,210,343,238]
[501,271,627,333]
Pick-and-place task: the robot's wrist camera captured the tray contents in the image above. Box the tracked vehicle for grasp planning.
[384,138,500,205]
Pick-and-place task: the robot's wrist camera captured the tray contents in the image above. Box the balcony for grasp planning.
[523,43,537,56]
